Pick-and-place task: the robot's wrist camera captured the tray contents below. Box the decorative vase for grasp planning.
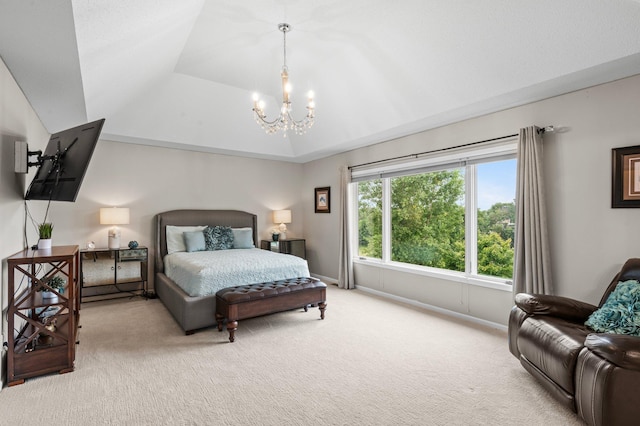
[272,234,279,241]
[41,291,58,302]
[38,239,52,250]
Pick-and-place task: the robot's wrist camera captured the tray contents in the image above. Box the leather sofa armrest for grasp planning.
[585,333,640,371]
[514,293,597,321]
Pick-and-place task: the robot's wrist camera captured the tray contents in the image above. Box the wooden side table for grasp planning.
[7,245,80,385]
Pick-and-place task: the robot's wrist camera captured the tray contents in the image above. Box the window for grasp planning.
[357,179,382,258]
[476,160,516,279]
[391,168,465,271]
[353,142,516,283]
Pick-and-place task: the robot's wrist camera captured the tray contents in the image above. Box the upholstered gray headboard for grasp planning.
[154,209,258,274]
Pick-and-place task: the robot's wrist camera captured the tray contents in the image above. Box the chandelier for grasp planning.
[252,23,315,137]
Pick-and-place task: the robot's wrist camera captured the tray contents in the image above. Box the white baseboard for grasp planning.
[310,273,338,285]
[355,285,508,331]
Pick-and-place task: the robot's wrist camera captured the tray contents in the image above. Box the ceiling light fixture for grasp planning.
[252,23,315,137]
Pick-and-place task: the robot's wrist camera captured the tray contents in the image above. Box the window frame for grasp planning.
[351,140,517,290]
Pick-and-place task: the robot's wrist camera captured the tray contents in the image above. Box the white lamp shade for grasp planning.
[273,210,291,224]
[100,207,130,225]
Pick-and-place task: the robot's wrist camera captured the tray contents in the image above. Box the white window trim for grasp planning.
[353,257,513,292]
[351,138,517,289]
[351,139,517,181]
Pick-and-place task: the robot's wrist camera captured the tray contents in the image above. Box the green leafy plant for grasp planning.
[38,222,54,239]
[38,275,65,293]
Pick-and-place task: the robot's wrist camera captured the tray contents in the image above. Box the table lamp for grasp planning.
[273,210,291,240]
[100,207,130,249]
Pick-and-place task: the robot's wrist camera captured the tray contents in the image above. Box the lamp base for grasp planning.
[108,235,120,249]
[108,227,121,249]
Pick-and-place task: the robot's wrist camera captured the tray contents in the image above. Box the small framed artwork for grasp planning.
[315,187,331,213]
[612,145,640,208]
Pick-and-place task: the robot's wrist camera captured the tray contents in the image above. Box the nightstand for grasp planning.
[80,246,148,302]
[260,238,306,259]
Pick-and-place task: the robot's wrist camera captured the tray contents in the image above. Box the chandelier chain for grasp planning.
[283,27,287,69]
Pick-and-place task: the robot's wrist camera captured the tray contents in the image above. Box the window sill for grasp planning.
[353,257,513,292]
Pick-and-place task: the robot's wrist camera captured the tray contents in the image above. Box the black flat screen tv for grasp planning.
[25,118,105,202]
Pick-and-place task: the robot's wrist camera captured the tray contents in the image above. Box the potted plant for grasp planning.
[38,222,53,250]
[38,275,65,299]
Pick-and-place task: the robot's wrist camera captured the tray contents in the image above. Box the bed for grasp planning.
[154,209,310,334]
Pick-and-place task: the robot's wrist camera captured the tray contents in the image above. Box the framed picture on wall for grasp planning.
[612,145,640,208]
[315,187,331,213]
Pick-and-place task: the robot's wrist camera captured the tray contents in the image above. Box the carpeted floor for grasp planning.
[0,285,584,425]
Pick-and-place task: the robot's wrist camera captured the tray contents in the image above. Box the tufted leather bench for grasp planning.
[215,277,327,342]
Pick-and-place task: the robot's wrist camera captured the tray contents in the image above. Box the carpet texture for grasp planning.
[0,285,584,425]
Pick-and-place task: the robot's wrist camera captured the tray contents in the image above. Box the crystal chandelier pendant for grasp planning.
[252,23,315,137]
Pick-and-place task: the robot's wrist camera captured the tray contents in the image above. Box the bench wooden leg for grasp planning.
[318,302,327,320]
[215,313,224,332]
[226,320,238,343]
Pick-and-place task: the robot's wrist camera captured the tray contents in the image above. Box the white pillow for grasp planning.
[166,225,206,254]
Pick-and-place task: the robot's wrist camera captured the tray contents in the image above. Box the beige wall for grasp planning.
[303,73,640,326]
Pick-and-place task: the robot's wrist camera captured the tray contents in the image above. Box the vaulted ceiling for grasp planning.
[1,0,640,162]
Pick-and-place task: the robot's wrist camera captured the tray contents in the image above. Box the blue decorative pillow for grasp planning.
[232,228,254,249]
[585,280,640,336]
[183,231,206,252]
[204,226,234,250]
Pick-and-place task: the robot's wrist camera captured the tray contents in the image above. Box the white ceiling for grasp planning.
[1,0,640,163]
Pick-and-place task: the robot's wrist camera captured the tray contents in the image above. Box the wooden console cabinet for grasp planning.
[7,245,80,386]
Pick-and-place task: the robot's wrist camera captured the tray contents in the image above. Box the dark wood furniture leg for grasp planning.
[215,313,224,332]
[318,302,327,320]
[226,321,238,343]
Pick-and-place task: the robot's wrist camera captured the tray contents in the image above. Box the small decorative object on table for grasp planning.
[128,240,139,249]
[38,318,57,346]
[271,232,280,242]
[37,222,54,250]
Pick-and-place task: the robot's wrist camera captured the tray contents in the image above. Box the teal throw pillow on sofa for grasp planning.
[204,225,234,250]
[585,280,640,336]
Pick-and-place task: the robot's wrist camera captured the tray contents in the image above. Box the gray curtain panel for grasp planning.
[513,126,553,296]
[338,165,355,289]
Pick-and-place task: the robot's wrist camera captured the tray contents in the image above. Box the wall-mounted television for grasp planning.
[25,118,105,202]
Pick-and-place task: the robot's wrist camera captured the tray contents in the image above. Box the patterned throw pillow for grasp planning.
[585,280,640,336]
[203,225,234,250]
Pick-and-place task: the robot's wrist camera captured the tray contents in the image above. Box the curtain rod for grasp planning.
[348,126,554,171]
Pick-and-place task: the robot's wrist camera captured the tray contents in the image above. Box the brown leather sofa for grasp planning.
[508,258,640,426]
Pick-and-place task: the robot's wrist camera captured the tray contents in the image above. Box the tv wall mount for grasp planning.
[15,139,77,174]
